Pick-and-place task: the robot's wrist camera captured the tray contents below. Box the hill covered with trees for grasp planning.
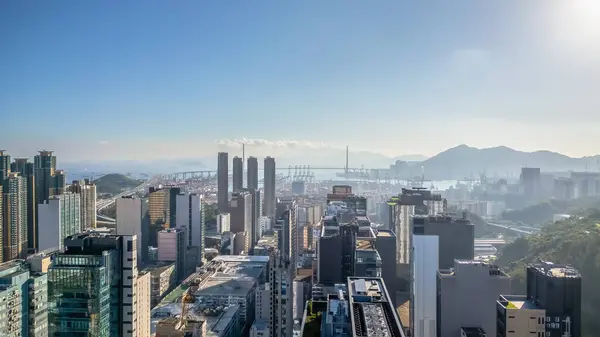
[496,210,600,336]
[93,173,144,195]
[501,197,600,226]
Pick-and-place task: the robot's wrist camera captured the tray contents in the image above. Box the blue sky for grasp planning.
[2,0,600,161]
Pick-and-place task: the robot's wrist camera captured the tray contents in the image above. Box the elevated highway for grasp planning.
[96,175,162,211]
[475,239,507,245]
[487,222,538,235]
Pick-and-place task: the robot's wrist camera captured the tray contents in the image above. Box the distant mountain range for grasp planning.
[60,145,600,180]
[420,145,600,180]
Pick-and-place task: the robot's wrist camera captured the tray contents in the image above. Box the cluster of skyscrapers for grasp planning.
[0,149,209,337]
[0,150,97,261]
[216,152,276,255]
[0,147,584,337]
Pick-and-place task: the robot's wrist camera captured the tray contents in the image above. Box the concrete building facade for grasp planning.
[116,196,148,265]
[497,295,546,337]
[263,157,276,218]
[411,235,439,337]
[437,260,511,337]
[37,193,81,252]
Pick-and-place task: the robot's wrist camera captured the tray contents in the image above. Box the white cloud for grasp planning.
[98,140,109,145]
[215,138,330,149]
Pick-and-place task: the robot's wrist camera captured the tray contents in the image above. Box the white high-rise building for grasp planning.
[217,213,231,233]
[38,193,81,251]
[175,193,202,248]
[116,197,145,263]
[412,234,439,337]
[136,271,152,337]
[121,235,138,337]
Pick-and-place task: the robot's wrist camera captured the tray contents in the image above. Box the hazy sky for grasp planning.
[2,0,600,161]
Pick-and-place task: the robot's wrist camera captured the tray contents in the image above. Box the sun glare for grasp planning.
[554,0,600,52]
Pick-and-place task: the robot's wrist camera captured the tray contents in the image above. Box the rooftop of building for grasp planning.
[347,277,404,337]
[200,304,240,333]
[295,268,313,281]
[497,294,544,311]
[387,187,443,204]
[212,255,270,264]
[376,230,395,238]
[357,226,376,239]
[312,283,348,303]
[396,294,410,330]
[529,262,581,278]
[251,318,270,331]
[461,327,487,337]
[145,262,176,276]
[155,317,205,336]
[355,249,381,263]
[195,277,256,297]
[151,303,240,336]
[438,259,509,278]
[256,234,278,250]
[356,215,370,225]
[158,228,185,234]
[66,231,120,240]
[0,260,25,277]
[411,213,471,225]
[356,239,375,250]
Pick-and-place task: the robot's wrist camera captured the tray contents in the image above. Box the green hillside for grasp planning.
[496,210,600,336]
[93,173,144,195]
[501,197,600,225]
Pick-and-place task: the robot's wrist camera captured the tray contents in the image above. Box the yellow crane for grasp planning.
[179,288,195,327]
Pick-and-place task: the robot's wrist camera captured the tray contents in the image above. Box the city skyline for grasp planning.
[2,1,600,160]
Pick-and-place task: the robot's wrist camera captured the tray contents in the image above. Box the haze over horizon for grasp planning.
[3,0,600,161]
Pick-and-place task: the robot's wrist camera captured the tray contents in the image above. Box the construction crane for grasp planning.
[179,288,196,327]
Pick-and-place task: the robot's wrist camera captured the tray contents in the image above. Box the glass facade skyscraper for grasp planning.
[48,252,114,336]
[48,233,138,337]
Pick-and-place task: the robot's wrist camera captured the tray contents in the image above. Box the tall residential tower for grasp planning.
[11,158,37,252]
[2,172,28,261]
[233,156,243,192]
[217,152,229,213]
[247,156,258,190]
[263,157,276,218]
